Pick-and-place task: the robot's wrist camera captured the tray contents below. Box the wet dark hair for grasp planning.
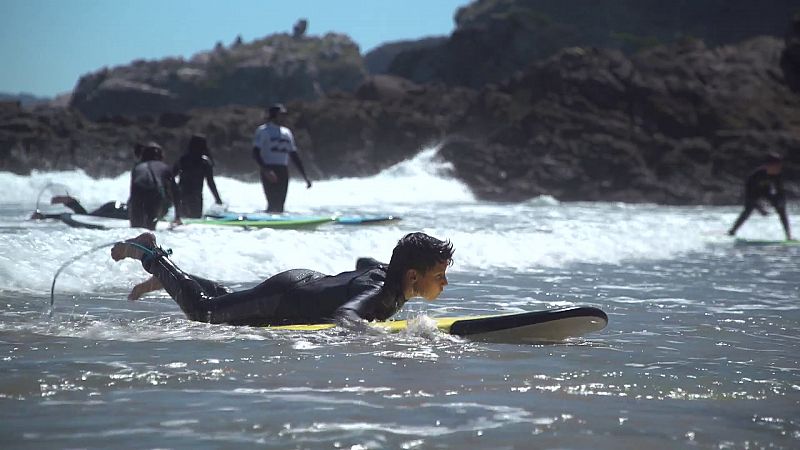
[188,134,209,155]
[139,142,163,161]
[386,232,454,284]
[765,152,783,164]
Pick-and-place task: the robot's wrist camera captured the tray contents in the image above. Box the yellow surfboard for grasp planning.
[266,306,608,343]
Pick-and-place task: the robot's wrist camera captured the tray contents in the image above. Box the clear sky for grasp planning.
[1,0,473,97]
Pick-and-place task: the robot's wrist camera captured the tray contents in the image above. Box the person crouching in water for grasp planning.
[173,134,224,218]
[128,142,182,230]
[111,232,453,326]
[728,152,793,240]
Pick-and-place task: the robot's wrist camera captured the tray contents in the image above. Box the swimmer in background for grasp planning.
[30,195,127,220]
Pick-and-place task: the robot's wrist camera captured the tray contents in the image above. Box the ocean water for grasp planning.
[0,149,798,449]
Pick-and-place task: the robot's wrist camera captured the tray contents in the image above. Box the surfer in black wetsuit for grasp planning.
[110,232,453,326]
[128,142,182,230]
[727,153,793,240]
[173,134,223,218]
[30,195,127,220]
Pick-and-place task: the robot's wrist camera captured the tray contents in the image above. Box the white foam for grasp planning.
[1,148,473,213]
[0,149,796,296]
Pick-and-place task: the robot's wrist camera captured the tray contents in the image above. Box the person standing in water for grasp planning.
[728,153,793,240]
[252,103,312,213]
[128,142,182,230]
[173,134,223,218]
[110,232,453,326]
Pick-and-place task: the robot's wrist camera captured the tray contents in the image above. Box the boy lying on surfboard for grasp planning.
[111,232,453,327]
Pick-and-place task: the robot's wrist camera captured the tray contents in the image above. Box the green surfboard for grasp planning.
[734,238,800,247]
[182,217,333,229]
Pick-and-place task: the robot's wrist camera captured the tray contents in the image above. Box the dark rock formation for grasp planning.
[354,75,420,102]
[3,6,799,206]
[70,33,367,119]
[781,13,800,92]
[442,37,800,204]
[364,37,447,74]
[4,34,797,205]
[0,92,50,107]
[0,87,457,182]
[387,0,800,88]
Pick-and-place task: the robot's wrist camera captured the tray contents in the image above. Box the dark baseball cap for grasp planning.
[267,103,287,115]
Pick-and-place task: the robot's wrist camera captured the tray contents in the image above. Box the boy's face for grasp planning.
[412,261,450,301]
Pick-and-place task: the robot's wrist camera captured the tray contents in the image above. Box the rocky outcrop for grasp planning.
[0,83,466,181]
[364,37,446,74]
[781,13,800,92]
[0,93,51,107]
[2,34,798,205]
[70,33,367,120]
[387,0,800,88]
[441,36,800,203]
[354,75,421,101]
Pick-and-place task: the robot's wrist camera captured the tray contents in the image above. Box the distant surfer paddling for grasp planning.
[727,152,793,240]
[30,195,127,220]
[110,232,453,326]
[252,103,312,213]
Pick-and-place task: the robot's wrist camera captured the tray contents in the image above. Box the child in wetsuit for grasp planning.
[111,232,453,326]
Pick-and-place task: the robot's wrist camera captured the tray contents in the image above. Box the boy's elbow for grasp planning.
[334,308,364,324]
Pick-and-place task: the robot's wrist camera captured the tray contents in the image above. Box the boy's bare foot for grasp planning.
[111,232,158,261]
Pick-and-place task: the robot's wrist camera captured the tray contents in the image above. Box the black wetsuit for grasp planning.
[129,160,180,230]
[89,201,128,219]
[141,254,406,326]
[173,154,222,218]
[35,198,128,220]
[729,167,791,237]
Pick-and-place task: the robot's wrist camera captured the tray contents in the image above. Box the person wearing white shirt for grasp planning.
[252,104,312,212]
